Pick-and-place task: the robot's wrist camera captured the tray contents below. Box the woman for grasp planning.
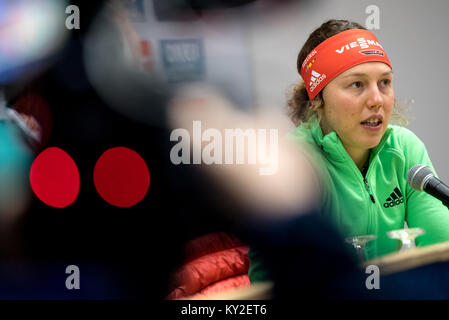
[249,19,449,282]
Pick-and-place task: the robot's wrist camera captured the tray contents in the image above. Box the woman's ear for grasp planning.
[316,93,332,135]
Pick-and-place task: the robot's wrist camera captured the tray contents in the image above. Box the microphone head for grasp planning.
[407,164,434,191]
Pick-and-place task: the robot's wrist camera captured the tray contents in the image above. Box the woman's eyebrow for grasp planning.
[341,72,365,78]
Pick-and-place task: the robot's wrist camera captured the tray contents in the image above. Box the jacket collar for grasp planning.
[305,115,393,163]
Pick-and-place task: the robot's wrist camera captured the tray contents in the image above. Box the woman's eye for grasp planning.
[380,79,391,86]
[350,81,362,88]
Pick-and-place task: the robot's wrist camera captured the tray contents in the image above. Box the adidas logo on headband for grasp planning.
[309,70,327,93]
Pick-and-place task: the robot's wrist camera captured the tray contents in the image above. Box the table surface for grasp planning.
[365,239,449,275]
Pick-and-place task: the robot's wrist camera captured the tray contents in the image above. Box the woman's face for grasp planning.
[321,62,394,156]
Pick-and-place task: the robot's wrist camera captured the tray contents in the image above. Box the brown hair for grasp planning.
[287,19,366,126]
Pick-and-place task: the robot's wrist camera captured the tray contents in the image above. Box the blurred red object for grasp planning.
[166,232,250,299]
[140,40,153,72]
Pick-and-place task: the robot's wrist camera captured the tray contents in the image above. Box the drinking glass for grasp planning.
[387,228,425,250]
[345,234,377,262]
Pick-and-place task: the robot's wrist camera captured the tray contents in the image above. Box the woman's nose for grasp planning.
[366,84,383,109]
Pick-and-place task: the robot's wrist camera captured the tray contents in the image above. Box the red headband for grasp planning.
[300,29,392,100]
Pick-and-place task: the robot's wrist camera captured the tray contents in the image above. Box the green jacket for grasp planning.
[248,116,449,282]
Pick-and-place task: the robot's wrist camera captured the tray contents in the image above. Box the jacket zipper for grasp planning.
[364,177,376,204]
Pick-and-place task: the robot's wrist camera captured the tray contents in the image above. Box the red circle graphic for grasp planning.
[29,147,80,208]
[93,147,150,208]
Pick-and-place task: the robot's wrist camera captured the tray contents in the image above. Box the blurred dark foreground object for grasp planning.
[243,212,371,301]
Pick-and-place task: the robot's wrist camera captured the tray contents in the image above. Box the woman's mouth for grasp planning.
[360,118,382,130]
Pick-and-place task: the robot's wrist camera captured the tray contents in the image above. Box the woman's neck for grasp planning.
[320,121,370,171]
[345,146,370,171]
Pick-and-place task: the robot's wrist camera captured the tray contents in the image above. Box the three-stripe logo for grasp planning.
[309,70,321,86]
[383,187,404,208]
[309,70,326,92]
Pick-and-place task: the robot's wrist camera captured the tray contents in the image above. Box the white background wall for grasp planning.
[245,0,449,182]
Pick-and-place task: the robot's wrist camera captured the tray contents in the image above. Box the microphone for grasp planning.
[407,164,449,209]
